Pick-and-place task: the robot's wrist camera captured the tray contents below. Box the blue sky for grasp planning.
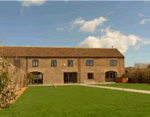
[0,1,150,67]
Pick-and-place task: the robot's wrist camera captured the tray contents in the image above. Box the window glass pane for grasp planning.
[51,60,57,67]
[91,73,93,78]
[33,62,35,66]
[90,61,93,66]
[88,73,93,79]
[54,62,56,66]
[86,60,93,66]
[37,61,38,66]
[110,60,117,66]
[114,60,117,66]
[110,60,114,66]
[106,72,109,78]
[33,60,38,67]
[112,60,114,65]
[68,60,73,66]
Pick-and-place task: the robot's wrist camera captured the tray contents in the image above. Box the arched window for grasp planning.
[105,71,117,82]
[30,72,43,84]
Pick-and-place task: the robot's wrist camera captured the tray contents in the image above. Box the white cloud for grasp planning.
[69,16,107,33]
[56,23,73,32]
[20,7,31,16]
[56,27,64,31]
[64,0,69,3]
[20,0,46,7]
[80,17,107,33]
[143,0,150,2]
[107,11,114,15]
[57,16,107,33]
[0,40,5,46]
[138,13,150,18]
[134,45,140,50]
[138,13,145,17]
[140,18,150,24]
[125,65,133,68]
[78,36,101,48]
[78,27,150,53]
[146,60,150,63]
[73,18,85,25]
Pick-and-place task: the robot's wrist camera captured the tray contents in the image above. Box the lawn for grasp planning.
[1,85,150,117]
[93,83,150,91]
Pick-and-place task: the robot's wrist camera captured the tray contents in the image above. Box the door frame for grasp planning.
[64,72,77,83]
[105,71,117,82]
[31,72,43,84]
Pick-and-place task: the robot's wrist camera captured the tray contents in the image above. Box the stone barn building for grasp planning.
[0,46,125,84]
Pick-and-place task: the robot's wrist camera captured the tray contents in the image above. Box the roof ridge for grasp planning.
[0,46,116,49]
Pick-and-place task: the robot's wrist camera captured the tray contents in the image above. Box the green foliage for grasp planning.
[23,73,36,86]
[0,57,17,108]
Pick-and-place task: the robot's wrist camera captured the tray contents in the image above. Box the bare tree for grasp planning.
[133,63,149,68]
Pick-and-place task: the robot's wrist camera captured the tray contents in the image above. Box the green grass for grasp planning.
[1,85,150,117]
[93,83,150,91]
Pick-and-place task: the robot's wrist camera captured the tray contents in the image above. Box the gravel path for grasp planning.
[81,84,150,94]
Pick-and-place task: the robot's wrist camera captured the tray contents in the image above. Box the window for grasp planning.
[14,59,20,67]
[51,60,57,67]
[86,60,93,66]
[88,73,94,79]
[110,60,117,66]
[68,60,74,67]
[32,60,39,67]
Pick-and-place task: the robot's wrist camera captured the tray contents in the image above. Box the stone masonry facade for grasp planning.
[0,46,125,84]
[8,57,125,84]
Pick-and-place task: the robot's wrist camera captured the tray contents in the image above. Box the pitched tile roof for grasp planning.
[0,46,124,58]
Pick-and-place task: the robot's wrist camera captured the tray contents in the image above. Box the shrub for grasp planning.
[0,57,34,108]
[0,57,17,108]
[123,68,150,83]
[23,73,36,86]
